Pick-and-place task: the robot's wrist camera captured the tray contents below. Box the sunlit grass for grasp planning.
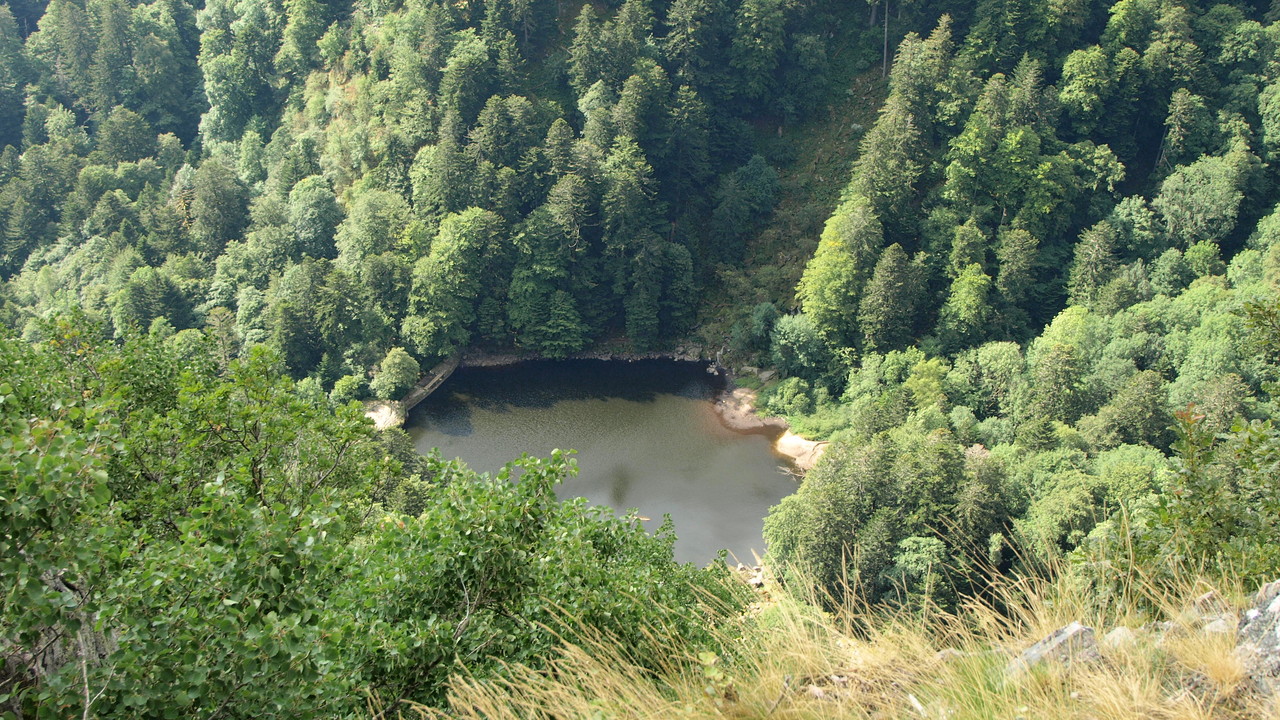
[397,560,1274,720]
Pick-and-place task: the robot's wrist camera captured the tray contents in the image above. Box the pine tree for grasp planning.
[0,7,29,149]
[568,6,604,97]
[1066,221,1118,308]
[88,0,137,115]
[858,243,920,352]
[1160,88,1213,168]
[994,226,1038,309]
[729,0,785,101]
[662,0,729,92]
[846,94,924,244]
[602,138,665,300]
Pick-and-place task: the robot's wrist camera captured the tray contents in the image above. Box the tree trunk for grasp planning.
[882,0,890,78]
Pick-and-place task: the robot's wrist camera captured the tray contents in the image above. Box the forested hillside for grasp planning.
[7,0,1280,713]
[0,0,872,388]
[747,0,1280,612]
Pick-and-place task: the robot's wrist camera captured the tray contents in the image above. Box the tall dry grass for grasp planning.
[389,560,1275,720]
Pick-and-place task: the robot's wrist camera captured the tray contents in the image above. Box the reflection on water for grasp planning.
[406,360,795,564]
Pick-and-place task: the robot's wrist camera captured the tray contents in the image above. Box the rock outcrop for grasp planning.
[774,431,828,471]
[1006,622,1100,678]
[1237,579,1280,695]
[363,399,405,431]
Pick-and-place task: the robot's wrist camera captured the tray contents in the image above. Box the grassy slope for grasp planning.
[418,563,1271,719]
[695,56,888,352]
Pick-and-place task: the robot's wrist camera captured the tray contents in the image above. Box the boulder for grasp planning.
[1236,579,1280,692]
[1006,622,1100,677]
[1102,626,1137,651]
[363,399,406,430]
[1194,589,1227,615]
[1203,617,1235,635]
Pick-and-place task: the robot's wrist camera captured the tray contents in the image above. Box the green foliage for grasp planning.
[403,208,506,359]
[10,0,1280,657]
[938,263,993,351]
[287,175,342,260]
[0,327,744,714]
[336,451,740,705]
[858,243,920,352]
[765,427,979,607]
[797,195,883,349]
[331,373,367,404]
[370,346,421,400]
[1152,154,1245,248]
[770,313,830,383]
[189,159,250,257]
[1084,408,1280,595]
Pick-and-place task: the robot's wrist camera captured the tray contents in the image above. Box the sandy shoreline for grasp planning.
[713,386,827,471]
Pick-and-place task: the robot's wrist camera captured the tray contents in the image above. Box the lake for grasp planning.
[405,360,796,565]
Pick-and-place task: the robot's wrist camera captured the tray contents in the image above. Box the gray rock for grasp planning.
[1236,579,1280,692]
[1194,589,1226,614]
[1006,622,1100,677]
[757,369,777,383]
[1102,626,1137,650]
[1203,617,1235,635]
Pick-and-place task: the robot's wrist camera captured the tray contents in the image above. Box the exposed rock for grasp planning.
[1236,579,1280,694]
[735,563,766,588]
[1194,589,1227,615]
[1006,622,1100,677]
[775,431,829,471]
[1102,626,1137,651]
[935,648,966,662]
[363,399,406,431]
[757,369,777,383]
[1203,617,1235,635]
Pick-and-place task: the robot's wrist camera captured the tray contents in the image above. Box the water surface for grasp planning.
[406,360,795,564]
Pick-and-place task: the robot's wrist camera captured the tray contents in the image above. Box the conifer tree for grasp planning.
[846,94,924,244]
[1067,221,1119,308]
[858,243,920,352]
